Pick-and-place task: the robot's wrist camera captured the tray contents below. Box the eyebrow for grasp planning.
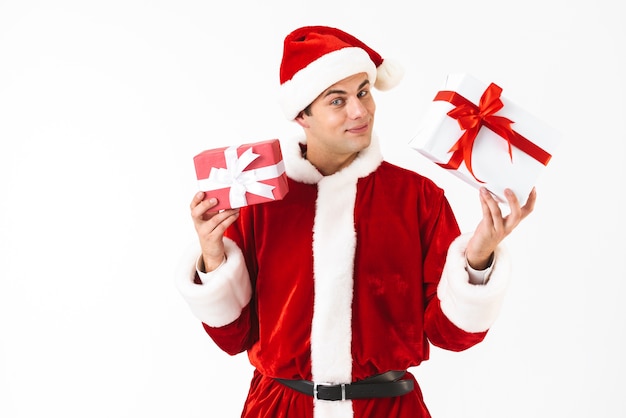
[323,79,370,98]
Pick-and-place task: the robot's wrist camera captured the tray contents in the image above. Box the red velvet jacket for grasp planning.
[177,135,512,418]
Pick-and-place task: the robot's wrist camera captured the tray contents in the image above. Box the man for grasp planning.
[177,25,536,418]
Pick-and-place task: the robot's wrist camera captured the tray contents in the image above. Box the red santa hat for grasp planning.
[278,25,404,120]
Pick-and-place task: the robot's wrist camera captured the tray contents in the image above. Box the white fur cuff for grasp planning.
[437,233,512,333]
[175,238,252,327]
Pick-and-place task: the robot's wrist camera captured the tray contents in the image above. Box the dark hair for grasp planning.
[301,103,312,117]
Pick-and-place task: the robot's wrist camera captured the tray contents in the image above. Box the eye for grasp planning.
[330,97,344,106]
[358,89,369,98]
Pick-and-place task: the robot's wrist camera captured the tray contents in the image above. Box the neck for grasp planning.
[305,148,359,176]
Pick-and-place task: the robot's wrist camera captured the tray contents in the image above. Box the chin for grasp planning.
[352,136,372,152]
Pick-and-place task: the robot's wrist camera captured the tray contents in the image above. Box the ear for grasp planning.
[295,112,309,129]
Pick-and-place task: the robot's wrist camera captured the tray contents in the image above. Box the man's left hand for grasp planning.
[466,187,537,270]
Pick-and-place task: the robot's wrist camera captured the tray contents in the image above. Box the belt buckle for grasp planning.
[314,382,347,401]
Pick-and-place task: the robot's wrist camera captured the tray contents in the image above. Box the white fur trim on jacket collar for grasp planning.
[437,233,512,333]
[280,133,384,184]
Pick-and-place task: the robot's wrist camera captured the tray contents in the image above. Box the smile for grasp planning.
[346,124,369,134]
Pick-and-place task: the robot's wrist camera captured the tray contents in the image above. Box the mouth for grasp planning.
[346,123,369,134]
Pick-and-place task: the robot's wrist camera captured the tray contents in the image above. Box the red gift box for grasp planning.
[193,139,289,211]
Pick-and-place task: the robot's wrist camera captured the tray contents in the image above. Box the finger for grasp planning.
[190,191,206,209]
[521,187,537,217]
[211,209,240,235]
[197,209,240,240]
[480,187,503,227]
[190,192,224,212]
[193,210,235,242]
[200,207,239,229]
[478,187,492,221]
[503,188,523,227]
[191,197,222,221]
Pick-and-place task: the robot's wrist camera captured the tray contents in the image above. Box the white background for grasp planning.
[1,1,624,417]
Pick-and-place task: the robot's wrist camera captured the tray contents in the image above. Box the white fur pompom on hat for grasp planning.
[373,57,404,91]
[278,26,404,120]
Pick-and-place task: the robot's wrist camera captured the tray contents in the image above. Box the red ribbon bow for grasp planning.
[434,83,552,183]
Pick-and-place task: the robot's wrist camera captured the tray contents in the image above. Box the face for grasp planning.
[296,73,376,167]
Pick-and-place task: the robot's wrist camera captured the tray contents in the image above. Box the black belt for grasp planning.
[275,370,414,401]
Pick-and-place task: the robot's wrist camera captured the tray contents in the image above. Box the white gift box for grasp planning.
[409,73,561,206]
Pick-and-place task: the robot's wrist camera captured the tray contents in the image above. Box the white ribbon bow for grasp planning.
[197,145,285,208]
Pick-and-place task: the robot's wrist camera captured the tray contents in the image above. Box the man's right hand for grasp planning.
[190,191,240,273]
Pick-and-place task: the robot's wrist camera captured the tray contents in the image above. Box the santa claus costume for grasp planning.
[177,26,511,418]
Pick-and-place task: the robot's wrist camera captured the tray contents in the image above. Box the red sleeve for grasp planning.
[202,303,257,356]
[420,191,488,351]
[202,206,259,355]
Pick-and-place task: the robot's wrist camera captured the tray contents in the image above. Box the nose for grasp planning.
[346,97,368,119]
